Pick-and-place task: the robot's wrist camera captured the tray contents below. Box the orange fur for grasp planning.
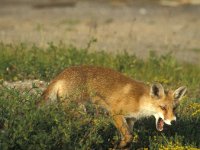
[38,66,187,148]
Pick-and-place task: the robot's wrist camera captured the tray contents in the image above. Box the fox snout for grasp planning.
[154,112,177,131]
[164,116,176,125]
[164,112,177,125]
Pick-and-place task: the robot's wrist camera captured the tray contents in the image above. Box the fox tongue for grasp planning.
[156,118,164,131]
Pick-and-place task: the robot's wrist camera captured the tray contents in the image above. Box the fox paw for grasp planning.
[117,135,133,149]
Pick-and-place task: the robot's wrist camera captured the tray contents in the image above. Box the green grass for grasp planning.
[0,42,200,149]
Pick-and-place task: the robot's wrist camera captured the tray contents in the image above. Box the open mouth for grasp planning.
[156,118,164,131]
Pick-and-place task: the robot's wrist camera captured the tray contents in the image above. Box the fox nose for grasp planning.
[173,116,176,121]
[164,119,171,125]
[171,116,176,124]
[164,116,176,125]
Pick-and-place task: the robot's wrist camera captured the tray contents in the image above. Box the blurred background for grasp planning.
[0,0,200,64]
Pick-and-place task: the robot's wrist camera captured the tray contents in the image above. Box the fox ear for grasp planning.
[173,86,187,101]
[150,83,164,99]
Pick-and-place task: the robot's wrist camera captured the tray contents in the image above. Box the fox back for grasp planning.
[41,66,148,109]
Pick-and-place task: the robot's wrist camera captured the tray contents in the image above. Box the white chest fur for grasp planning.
[125,104,156,120]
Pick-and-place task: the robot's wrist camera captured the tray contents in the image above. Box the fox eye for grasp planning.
[160,105,166,111]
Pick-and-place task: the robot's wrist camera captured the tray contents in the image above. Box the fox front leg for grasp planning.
[112,115,133,148]
[126,118,136,133]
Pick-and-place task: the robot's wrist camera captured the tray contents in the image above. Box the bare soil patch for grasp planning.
[1,80,47,94]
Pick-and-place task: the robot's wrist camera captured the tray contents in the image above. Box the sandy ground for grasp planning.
[1,80,47,94]
[0,0,200,65]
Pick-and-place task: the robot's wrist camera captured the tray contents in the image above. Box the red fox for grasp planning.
[38,66,187,148]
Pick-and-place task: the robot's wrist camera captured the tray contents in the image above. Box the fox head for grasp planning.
[150,83,187,131]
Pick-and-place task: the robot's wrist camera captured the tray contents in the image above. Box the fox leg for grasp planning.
[112,115,133,148]
[126,118,136,133]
